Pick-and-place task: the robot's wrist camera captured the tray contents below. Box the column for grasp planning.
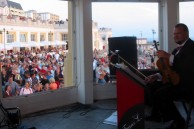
[64,0,93,104]
[27,31,31,42]
[45,32,48,42]
[16,31,20,42]
[158,0,179,52]
[64,1,74,87]
[37,32,40,43]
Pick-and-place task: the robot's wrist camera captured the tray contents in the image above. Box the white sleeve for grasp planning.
[155,73,162,81]
[169,54,174,66]
[20,88,24,95]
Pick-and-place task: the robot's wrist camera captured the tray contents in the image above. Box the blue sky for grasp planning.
[10,0,68,19]
[10,0,194,40]
[179,2,194,39]
[92,2,194,40]
[92,2,158,39]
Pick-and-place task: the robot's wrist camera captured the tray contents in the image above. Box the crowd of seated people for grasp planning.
[1,47,65,98]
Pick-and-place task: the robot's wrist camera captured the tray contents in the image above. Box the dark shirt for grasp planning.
[40,78,49,86]
[31,77,38,87]
[3,91,12,98]
[172,38,194,90]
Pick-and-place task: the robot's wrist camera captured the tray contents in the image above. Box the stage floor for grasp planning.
[3,99,193,129]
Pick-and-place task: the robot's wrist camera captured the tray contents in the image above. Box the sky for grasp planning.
[9,0,194,40]
[10,0,68,20]
[92,2,158,39]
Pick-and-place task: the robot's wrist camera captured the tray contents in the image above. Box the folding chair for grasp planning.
[0,100,22,129]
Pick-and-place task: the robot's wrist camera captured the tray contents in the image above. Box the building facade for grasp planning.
[0,0,111,53]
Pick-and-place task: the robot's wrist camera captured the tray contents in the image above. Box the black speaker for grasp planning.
[108,36,137,75]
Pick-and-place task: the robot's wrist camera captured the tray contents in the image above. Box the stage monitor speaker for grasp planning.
[108,36,137,75]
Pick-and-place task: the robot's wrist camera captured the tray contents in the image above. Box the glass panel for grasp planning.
[7,34,14,43]
[179,1,194,40]
[92,2,158,85]
[31,34,36,41]
[0,0,70,98]
[40,34,45,42]
[20,34,26,42]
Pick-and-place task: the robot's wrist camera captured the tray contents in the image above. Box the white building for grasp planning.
[0,0,25,17]
[38,12,59,22]
[0,0,112,53]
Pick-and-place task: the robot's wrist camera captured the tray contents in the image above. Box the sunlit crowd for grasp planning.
[93,45,157,85]
[1,45,157,98]
[1,47,66,98]
[93,49,111,85]
[137,44,157,69]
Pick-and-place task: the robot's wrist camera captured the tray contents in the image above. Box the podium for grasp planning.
[116,67,145,129]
